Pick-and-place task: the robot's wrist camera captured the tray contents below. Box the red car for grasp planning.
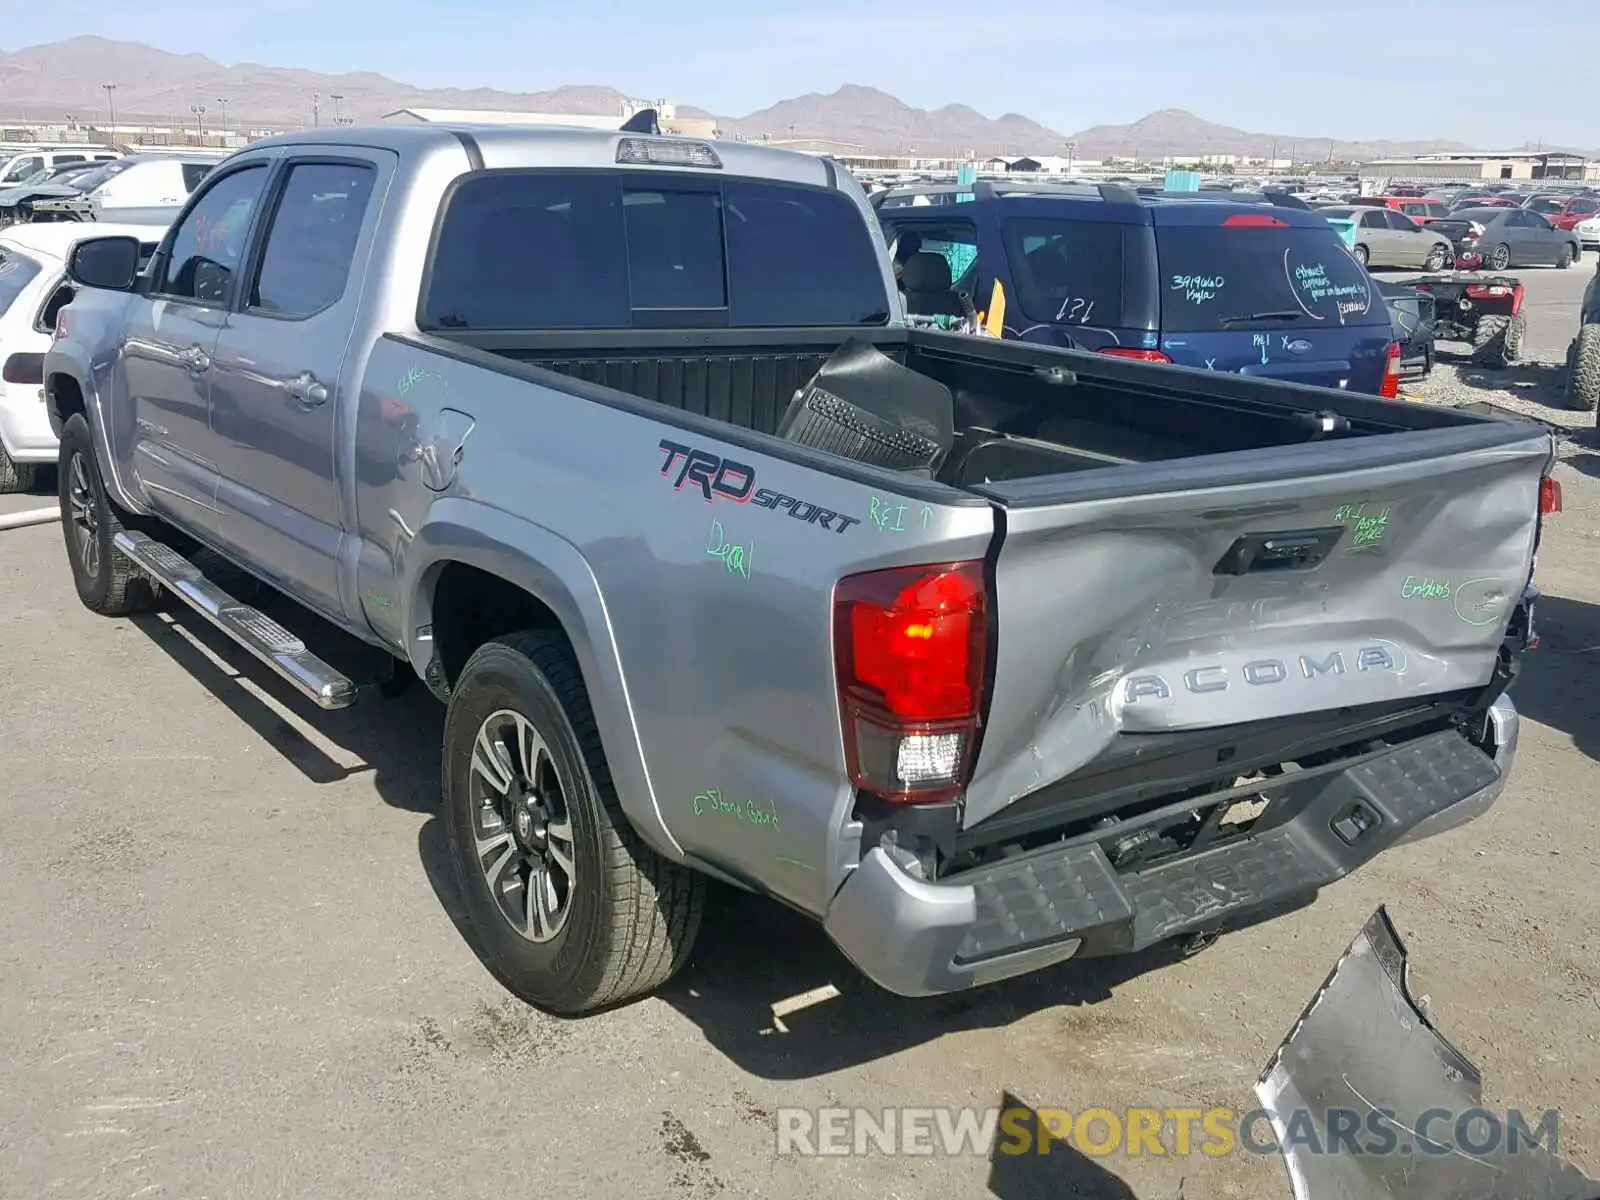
[1524,193,1600,232]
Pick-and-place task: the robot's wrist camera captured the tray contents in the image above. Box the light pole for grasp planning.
[216,98,228,137]
[190,104,207,137]
[312,92,320,127]
[330,93,343,124]
[100,83,117,145]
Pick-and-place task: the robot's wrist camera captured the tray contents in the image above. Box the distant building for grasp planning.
[382,100,718,139]
[1359,150,1594,183]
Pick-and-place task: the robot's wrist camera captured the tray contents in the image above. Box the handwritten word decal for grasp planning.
[920,504,934,530]
[1400,575,1450,599]
[706,519,753,579]
[1452,578,1511,628]
[1171,274,1224,304]
[1335,503,1390,551]
[868,496,908,533]
[692,789,780,830]
[397,366,430,397]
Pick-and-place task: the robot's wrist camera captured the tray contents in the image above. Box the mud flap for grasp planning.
[1257,907,1598,1200]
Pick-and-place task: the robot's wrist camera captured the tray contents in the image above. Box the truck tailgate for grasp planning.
[960,420,1551,828]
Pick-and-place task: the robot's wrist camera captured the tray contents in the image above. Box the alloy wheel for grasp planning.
[468,708,577,943]
[67,452,100,579]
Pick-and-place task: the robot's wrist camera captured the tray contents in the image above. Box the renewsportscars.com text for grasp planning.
[776,1105,1560,1159]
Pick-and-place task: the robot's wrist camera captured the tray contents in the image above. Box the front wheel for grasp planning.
[57,414,158,616]
[1353,243,1370,267]
[1557,244,1575,270]
[442,631,704,1014]
[1424,245,1449,271]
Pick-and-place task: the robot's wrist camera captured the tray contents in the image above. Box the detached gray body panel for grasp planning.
[43,121,1552,996]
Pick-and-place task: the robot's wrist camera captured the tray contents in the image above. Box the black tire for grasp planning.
[1470,314,1516,367]
[1353,243,1369,267]
[1557,243,1576,269]
[442,631,704,1014]
[1570,324,1600,413]
[57,413,158,616]
[1488,243,1511,271]
[0,444,37,494]
[1424,245,1448,271]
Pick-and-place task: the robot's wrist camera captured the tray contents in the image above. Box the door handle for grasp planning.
[286,371,329,410]
[178,345,211,373]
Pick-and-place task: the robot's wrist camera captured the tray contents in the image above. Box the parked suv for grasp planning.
[872,181,1400,396]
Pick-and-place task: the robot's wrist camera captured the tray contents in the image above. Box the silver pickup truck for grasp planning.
[44,122,1551,1015]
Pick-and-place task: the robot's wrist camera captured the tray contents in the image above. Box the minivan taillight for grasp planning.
[1100,348,1173,364]
[833,560,988,804]
[1380,342,1402,398]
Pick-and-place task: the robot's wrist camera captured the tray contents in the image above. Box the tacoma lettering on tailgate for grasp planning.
[1124,645,1398,702]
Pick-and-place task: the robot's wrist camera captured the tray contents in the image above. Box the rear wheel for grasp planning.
[1557,244,1575,270]
[1424,245,1449,271]
[1470,313,1523,368]
[1353,243,1370,267]
[0,445,37,494]
[442,631,704,1014]
[1488,243,1511,271]
[57,414,158,616]
[1569,324,1600,413]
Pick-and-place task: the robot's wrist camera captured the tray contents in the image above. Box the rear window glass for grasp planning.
[421,171,889,330]
[999,218,1126,326]
[0,249,43,317]
[1157,224,1375,331]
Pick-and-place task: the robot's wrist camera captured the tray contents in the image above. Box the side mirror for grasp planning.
[66,235,142,292]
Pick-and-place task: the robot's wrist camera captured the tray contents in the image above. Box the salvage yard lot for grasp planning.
[2,314,1597,1198]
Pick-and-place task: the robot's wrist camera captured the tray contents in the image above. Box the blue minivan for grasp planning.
[872,181,1399,396]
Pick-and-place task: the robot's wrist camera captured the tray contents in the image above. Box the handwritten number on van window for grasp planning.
[1053,296,1095,323]
[1171,274,1224,304]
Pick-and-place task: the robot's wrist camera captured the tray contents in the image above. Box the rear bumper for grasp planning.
[823,696,1518,998]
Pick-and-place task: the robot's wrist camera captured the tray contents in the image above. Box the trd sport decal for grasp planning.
[657,439,861,534]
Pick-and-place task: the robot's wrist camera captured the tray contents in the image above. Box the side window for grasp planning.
[158,165,269,304]
[1,156,43,183]
[999,218,1125,325]
[1387,211,1419,232]
[1575,199,1599,215]
[53,155,86,166]
[1360,211,1386,228]
[247,161,377,318]
[36,281,75,333]
[181,163,215,193]
[1526,212,1552,231]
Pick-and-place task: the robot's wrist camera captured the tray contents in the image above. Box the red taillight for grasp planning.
[1100,348,1173,363]
[1222,213,1288,227]
[1540,476,1562,515]
[833,560,988,804]
[1379,342,1402,398]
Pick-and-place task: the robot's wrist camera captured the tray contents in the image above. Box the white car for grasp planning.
[1574,215,1600,252]
[0,221,166,492]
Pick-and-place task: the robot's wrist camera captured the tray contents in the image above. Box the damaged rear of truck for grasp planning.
[45,124,1552,1014]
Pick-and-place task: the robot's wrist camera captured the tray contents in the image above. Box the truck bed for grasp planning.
[441,324,1488,483]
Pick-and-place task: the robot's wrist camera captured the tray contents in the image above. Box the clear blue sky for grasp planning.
[8,0,1596,147]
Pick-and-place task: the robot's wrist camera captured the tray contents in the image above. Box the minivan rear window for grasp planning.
[1156,224,1375,331]
[0,249,43,317]
[422,171,889,330]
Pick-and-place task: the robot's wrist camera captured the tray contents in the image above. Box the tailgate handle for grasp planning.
[1214,526,1344,575]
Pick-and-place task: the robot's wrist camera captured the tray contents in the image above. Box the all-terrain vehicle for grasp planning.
[1566,259,1600,416]
[1406,271,1526,368]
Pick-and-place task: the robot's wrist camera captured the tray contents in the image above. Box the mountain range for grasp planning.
[0,36,1483,160]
